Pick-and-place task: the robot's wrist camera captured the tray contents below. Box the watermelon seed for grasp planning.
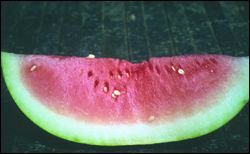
[171,66,176,71]
[148,115,155,122]
[113,90,121,96]
[118,75,122,79]
[155,65,161,74]
[126,73,130,77]
[125,68,130,77]
[103,82,109,93]
[87,54,95,58]
[148,63,154,71]
[111,93,117,99]
[112,90,121,99]
[117,69,123,79]
[109,71,114,78]
[30,65,37,71]
[103,86,108,93]
[209,58,218,64]
[88,71,93,78]
[195,60,201,65]
[94,79,99,88]
[177,68,185,75]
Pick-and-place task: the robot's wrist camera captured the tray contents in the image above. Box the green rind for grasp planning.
[1,51,249,146]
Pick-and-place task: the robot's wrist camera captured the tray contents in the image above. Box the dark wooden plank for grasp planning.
[238,1,249,21]
[16,2,45,53]
[56,2,83,56]
[162,2,196,56]
[2,2,45,53]
[125,1,149,62]
[33,2,47,54]
[181,2,222,54]
[33,2,66,55]
[220,1,249,56]
[203,1,241,56]
[79,2,103,57]
[101,2,128,59]
[123,2,131,61]
[1,2,27,53]
[143,2,174,57]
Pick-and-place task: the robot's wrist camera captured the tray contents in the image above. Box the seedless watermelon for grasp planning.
[1,51,249,145]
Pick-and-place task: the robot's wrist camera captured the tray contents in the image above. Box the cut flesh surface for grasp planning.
[1,51,249,145]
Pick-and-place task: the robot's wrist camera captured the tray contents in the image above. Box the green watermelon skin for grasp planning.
[1,51,249,145]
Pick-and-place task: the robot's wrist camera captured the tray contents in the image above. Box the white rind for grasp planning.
[1,52,249,145]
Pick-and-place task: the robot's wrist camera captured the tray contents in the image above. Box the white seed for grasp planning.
[111,90,121,99]
[103,86,108,93]
[210,69,214,73]
[148,115,155,122]
[113,90,121,96]
[87,54,95,58]
[30,65,37,71]
[178,68,185,75]
[171,66,176,71]
[111,93,117,99]
[126,72,130,77]
[117,75,122,79]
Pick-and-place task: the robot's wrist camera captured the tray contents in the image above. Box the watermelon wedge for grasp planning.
[1,51,249,146]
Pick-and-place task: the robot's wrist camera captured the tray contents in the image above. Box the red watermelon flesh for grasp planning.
[2,52,249,145]
[21,54,235,124]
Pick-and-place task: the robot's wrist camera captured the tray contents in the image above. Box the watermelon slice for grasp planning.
[1,51,249,146]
